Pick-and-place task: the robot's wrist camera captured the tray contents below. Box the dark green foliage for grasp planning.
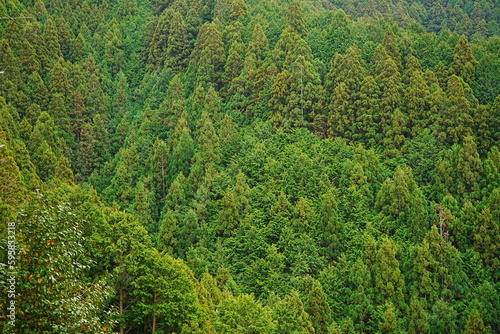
[1,1,500,333]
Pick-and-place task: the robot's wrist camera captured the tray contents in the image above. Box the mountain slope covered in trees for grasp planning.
[1,0,500,333]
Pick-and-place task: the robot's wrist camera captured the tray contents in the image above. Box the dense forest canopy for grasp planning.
[1,0,500,333]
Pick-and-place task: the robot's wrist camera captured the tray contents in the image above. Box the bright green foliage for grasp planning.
[32,140,57,181]
[463,308,486,334]
[44,18,62,59]
[0,40,20,86]
[249,23,270,64]
[54,155,74,184]
[223,20,244,47]
[214,0,233,24]
[377,56,403,141]
[328,82,353,138]
[273,290,314,334]
[153,74,187,138]
[413,226,467,308]
[315,188,342,259]
[170,124,194,181]
[429,299,458,334]
[19,39,40,74]
[92,114,111,168]
[407,295,429,334]
[81,57,110,116]
[287,1,306,36]
[158,208,179,253]
[269,56,324,129]
[192,21,225,88]
[450,35,478,85]
[353,75,380,145]
[218,188,240,237]
[215,293,276,333]
[442,75,473,144]
[149,9,184,69]
[218,114,240,163]
[471,282,500,332]
[130,249,199,333]
[33,0,48,21]
[377,301,399,333]
[202,84,222,121]
[1,197,115,333]
[164,172,188,213]
[347,258,375,332]
[2,1,500,333]
[77,122,98,179]
[404,62,431,136]
[434,136,483,199]
[193,111,221,167]
[229,0,249,21]
[382,28,402,71]
[103,21,125,76]
[224,41,246,90]
[0,133,24,235]
[473,207,500,273]
[105,145,139,207]
[166,10,191,72]
[26,72,49,112]
[457,136,483,195]
[97,209,153,333]
[132,179,154,230]
[272,26,313,70]
[382,108,408,157]
[48,59,71,98]
[26,22,51,75]
[326,45,366,95]
[473,104,495,154]
[375,166,427,241]
[56,16,74,60]
[149,139,169,212]
[373,237,405,311]
[218,170,250,237]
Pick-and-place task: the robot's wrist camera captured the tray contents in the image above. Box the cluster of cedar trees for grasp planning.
[1,0,500,333]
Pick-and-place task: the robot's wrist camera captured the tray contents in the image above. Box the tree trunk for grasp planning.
[152,291,157,333]
[119,282,124,334]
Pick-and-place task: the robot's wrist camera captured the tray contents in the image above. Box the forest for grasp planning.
[0,0,499,333]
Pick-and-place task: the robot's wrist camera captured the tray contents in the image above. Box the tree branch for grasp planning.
[0,17,33,20]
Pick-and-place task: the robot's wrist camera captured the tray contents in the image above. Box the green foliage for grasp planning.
[215,293,276,333]
[375,166,428,241]
[273,290,314,334]
[130,249,200,333]
[2,1,500,333]
[286,1,306,37]
[0,195,116,333]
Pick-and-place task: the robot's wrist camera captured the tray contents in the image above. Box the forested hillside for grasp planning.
[1,0,500,333]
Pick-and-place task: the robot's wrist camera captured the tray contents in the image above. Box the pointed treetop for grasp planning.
[382,28,402,70]
[450,35,478,84]
[249,23,270,62]
[229,0,249,21]
[405,55,422,75]
[287,1,307,36]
